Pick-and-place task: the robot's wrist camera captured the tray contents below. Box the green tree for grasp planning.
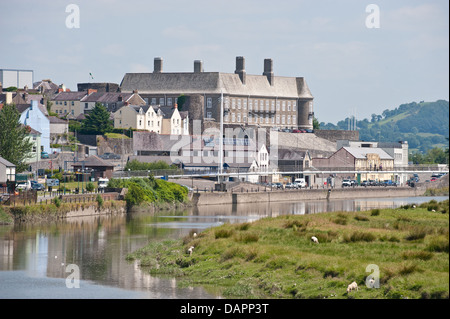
[80,103,113,135]
[177,94,187,111]
[0,104,34,172]
[313,117,320,130]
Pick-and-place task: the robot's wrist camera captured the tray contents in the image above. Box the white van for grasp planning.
[98,178,109,189]
[16,181,31,190]
[294,178,306,189]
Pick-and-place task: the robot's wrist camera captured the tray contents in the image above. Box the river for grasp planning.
[0,195,447,299]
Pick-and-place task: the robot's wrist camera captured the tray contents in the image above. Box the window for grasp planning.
[167,98,173,106]
[237,99,241,110]
[224,113,229,122]
[254,100,258,112]
[64,101,67,106]
[32,146,36,152]
[293,101,296,108]
[207,112,212,119]
[276,100,280,111]
[282,115,286,124]
[225,97,229,109]
[177,119,179,125]
[288,101,291,112]
[237,113,241,123]
[231,113,235,123]
[292,115,296,124]
[271,101,275,112]
[248,100,253,111]
[159,98,164,106]
[71,110,74,115]
[71,101,74,106]
[139,120,142,126]
[119,120,122,124]
[231,99,236,109]
[282,101,286,112]
[265,114,269,124]
[207,98,212,108]
[151,98,156,105]
[248,114,252,123]
[151,121,154,126]
[148,120,150,126]
[243,100,247,110]
[271,115,275,124]
[265,100,269,112]
[287,115,291,124]
[85,103,88,109]
[243,115,247,123]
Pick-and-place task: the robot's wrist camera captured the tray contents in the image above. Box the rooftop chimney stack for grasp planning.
[194,60,203,73]
[235,56,246,85]
[154,57,163,73]
[263,58,274,86]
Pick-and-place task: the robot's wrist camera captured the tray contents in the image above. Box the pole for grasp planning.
[219,89,224,184]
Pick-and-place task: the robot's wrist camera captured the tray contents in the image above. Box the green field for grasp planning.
[127,200,449,299]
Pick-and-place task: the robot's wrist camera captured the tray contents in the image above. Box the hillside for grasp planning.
[319,100,449,153]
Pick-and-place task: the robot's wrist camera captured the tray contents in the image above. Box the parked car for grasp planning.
[285,183,296,189]
[41,151,49,159]
[430,177,438,182]
[100,153,121,160]
[350,180,358,186]
[361,180,368,186]
[342,179,352,187]
[16,181,31,190]
[31,183,45,191]
[294,178,306,189]
[292,129,301,133]
[98,178,109,189]
[383,180,397,187]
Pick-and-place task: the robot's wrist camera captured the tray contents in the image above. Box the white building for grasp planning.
[0,69,33,89]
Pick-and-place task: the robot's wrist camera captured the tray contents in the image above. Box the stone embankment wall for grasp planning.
[193,187,425,206]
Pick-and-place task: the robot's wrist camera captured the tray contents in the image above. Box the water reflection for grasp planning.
[0,196,447,298]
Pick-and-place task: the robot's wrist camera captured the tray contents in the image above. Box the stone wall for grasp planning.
[315,130,359,143]
[97,135,133,155]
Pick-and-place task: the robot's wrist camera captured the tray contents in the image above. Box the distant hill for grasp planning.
[319,100,449,153]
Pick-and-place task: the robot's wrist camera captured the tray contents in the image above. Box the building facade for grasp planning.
[120,56,314,131]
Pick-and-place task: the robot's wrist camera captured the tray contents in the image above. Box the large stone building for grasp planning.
[120,56,314,131]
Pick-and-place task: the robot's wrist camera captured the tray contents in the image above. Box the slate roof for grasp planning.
[48,116,68,124]
[343,147,393,160]
[33,80,59,92]
[120,72,313,99]
[80,92,134,103]
[0,156,16,167]
[53,91,88,101]
[71,155,115,168]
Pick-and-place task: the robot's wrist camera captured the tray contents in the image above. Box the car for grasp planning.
[430,177,438,182]
[305,129,314,133]
[361,180,368,186]
[285,183,296,189]
[41,151,49,159]
[100,153,121,160]
[31,183,45,191]
[293,178,306,188]
[292,129,301,133]
[16,181,31,190]
[274,183,283,189]
[383,180,397,187]
[350,180,358,186]
[342,179,352,187]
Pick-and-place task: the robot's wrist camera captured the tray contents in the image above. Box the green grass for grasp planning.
[104,132,130,139]
[127,200,449,299]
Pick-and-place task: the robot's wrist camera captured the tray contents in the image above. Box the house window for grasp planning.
[71,110,74,115]
[237,99,241,110]
[119,120,122,124]
[243,100,247,110]
[225,97,229,109]
[207,98,212,108]
[231,99,236,109]
[248,100,253,111]
[276,100,280,111]
[293,101,297,108]
[271,101,275,112]
[237,113,241,123]
[271,115,275,124]
[248,114,252,123]
[32,146,36,153]
[265,114,269,124]
[293,115,296,124]
[282,101,286,112]
[85,103,88,109]
[287,115,291,124]
[167,98,172,106]
[288,101,291,112]
[254,100,258,112]
[148,120,150,126]
[177,119,179,124]
[282,115,286,124]
[276,115,280,124]
[265,101,269,112]
[71,101,74,106]
[159,98,164,106]
[224,113,229,122]
[64,101,67,106]
[139,120,142,126]
[231,113,235,123]
[207,112,212,119]
[151,98,156,105]
[243,115,247,123]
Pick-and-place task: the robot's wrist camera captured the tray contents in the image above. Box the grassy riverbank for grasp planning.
[127,200,449,299]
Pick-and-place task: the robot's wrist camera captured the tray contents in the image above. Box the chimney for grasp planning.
[194,60,203,73]
[263,58,274,86]
[154,57,163,73]
[235,56,246,85]
[6,92,12,104]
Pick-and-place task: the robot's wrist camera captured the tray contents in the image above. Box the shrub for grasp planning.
[354,215,369,221]
[96,194,104,208]
[401,250,433,261]
[53,197,61,208]
[215,229,234,239]
[86,182,95,192]
[343,231,376,243]
[370,209,380,216]
[283,219,308,229]
[426,237,449,253]
[333,217,347,225]
[125,183,146,207]
[237,222,251,231]
[405,230,427,241]
[236,233,259,243]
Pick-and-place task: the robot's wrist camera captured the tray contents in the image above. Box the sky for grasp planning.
[0,0,448,124]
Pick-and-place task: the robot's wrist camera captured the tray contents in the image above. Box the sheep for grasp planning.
[347,281,358,293]
[412,205,416,209]
[432,209,436,212]
[187,246,195,256]
[311,236,319,244]
[193,232,198,238]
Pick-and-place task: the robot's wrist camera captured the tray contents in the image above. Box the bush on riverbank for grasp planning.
[127,200,449,299]
[108,177,188,207]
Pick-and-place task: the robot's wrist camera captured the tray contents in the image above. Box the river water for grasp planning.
[0,195,447,299]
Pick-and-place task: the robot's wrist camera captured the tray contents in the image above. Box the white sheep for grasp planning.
[347,281,358,293]
[187,246,195,256]
[412,205,416,209]
[193,232,198,238]
[432,209,436,212]
[311,236,319,244]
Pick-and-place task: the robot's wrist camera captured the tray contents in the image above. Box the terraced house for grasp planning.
[120,56,314,131]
